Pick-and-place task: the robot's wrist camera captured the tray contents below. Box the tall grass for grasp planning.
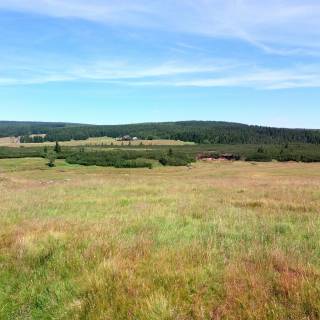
[0,159,320,319]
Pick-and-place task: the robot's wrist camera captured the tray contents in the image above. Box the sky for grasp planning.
[0,0,320,128]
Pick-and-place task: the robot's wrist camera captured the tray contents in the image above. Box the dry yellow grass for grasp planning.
[0,159,320,319]
[0,136,193,147]
[0,137,19,146]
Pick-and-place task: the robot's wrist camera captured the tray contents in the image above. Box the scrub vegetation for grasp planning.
[1,142,320,164]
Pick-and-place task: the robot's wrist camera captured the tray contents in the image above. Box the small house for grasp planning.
[117,135,133,141]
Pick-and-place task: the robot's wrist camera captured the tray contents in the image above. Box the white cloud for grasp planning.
[0,58,236,85]
[0,0,320,53]
[0,55,319,90]
[171,69,320,90]
[130,64,320,90]
[0,1,319,89]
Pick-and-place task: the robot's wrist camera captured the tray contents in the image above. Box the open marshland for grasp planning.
[1,158,320,319]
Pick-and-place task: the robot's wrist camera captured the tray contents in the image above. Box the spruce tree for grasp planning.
[46,151,57,167]
[54,141,61,153]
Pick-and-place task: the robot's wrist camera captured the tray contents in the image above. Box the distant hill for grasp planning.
[2,120,320,145]
[0,121,87,138]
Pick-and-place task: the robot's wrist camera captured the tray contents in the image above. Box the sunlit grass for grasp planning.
[1,159,320,319]
[0,136,194,148]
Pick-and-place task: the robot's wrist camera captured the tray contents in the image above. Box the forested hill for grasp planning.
[0,121,86,138]
[6,120,318,145]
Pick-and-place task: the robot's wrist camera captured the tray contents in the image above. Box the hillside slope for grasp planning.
[0,121,87,138]
[2,120,320,145]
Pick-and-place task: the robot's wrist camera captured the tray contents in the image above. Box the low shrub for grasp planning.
[246,152,273,162]
[159,153,195,166]
[114,159,153,169]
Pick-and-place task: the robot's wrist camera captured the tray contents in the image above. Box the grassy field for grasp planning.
[0,136,194,147]
[1,158,320,319]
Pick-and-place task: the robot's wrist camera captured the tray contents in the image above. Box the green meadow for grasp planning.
[1,158,320,319]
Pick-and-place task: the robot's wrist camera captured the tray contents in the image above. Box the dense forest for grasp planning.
[10,121,320,145]
[0,121,85,138]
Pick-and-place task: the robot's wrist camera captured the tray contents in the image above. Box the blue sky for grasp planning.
[0,1,320,128]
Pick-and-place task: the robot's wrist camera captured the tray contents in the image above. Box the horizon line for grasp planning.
[1,119,319,131]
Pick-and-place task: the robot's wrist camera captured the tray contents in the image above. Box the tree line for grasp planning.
[17,121,320,145]
[0,121,85,138]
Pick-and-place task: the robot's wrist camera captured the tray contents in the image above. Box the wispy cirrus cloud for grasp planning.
[116,64,320,90]
[0,1,319,91]
[0,0,320,54]
[0,57,236,85]
[169,68,320,90]
[1,55,319,90]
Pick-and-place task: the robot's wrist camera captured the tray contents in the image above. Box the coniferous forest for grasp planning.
[1,120,319,145]
[1,121,320,165]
